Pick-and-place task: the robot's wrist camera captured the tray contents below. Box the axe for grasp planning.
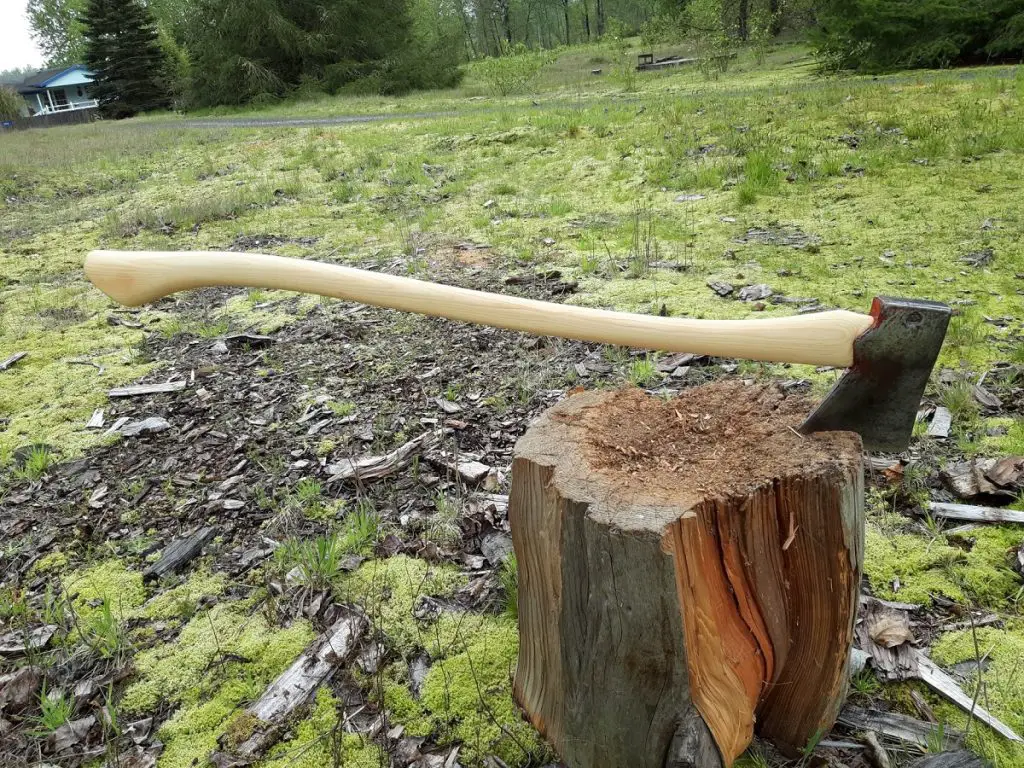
[85,250,951,452]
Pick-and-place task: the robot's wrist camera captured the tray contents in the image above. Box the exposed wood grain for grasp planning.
[907,751,990,768]
[510,387,864,767]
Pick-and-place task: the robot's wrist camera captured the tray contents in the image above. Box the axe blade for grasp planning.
[800,296,951,452]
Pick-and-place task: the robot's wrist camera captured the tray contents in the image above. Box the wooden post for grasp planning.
[509,382,864,767]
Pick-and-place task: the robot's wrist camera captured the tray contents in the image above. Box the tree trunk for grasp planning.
[561,0,571,44]
[768,0,782,35]
[582,0,591,40]
[738,0,750,40]
[509,383,864,767]
[596,0,606,36]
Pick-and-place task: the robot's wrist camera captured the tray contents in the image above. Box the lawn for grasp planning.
[1,40,1023,768]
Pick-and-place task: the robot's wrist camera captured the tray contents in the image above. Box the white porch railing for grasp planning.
[36,99,99,116]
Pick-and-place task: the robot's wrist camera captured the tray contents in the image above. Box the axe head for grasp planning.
[800,296,951,453]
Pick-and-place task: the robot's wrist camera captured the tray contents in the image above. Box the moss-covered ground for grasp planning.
[1,39,1022,768]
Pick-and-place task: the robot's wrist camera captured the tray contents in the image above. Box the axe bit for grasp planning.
[85,250,951,452]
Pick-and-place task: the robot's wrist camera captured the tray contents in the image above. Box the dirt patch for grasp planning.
[579,382,861,497]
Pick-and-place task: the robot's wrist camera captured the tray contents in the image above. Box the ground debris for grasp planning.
[908,753,989,767]
[108,381,187,398]
[735,225,820,248]
[0,625,58,656]
[706,280,734,297]
[738,283,773,301]
[143,526,218,580]
[941,457,1022,501]
[927,501,1024,525]
[118,417,172,438]
[0,352,27,371]
[926,407,952,438]
[960,248,994,268]
[0,667,40,713]
[327,432,435,483]
[837,705,960,750]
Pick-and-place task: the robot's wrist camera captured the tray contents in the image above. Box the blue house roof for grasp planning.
[17,64,94,94]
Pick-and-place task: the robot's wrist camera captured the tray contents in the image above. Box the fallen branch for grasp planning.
[915,652,1023,743]
[0,352,27,372]
[837,705,959,750]
[327,432,434,483]
[928,502,1024,525]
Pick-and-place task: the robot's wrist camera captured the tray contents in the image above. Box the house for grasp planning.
[16,64,98,116]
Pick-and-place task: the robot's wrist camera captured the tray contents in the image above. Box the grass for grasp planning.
[2,38,1024,768]
[29,687,75,738]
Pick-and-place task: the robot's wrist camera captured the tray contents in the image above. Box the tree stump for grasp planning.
[509,382,864,768]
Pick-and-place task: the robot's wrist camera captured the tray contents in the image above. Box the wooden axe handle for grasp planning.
[85,250,873,367]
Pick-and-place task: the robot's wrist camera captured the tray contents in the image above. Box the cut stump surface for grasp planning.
[509,382,864,767]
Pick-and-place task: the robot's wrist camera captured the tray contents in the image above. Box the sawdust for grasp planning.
[578,382,862,497]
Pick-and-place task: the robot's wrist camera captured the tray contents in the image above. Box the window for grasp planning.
[76,87,84,97]
[51,89,69,107]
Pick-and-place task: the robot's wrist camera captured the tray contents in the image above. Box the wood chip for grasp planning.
[838,705,959,749]
[926,407,952,438]
[85,409,105,429]
[108,381,187,398]
[927,502,1024,525]
[143,527,217,581]
[119,417,171,438]
[985,456,1024,488]
[915,651,1022,743]
[972,384,1002,409]
[327,432,433,483]
[0,625,57,656]
[0,352,27,371]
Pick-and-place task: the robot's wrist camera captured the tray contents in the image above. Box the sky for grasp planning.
[0,0,45,72]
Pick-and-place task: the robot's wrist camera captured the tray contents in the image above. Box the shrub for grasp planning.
[474,42,553,97]
[0,86,23,121]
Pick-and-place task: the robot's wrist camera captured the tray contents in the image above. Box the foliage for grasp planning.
[814,0,1024,72]
[0,86,25,121]
[82,0,171,117]
[29,686,75,737]
[182,0,459,107]
[474,42,554,96]
[27,0,87,65]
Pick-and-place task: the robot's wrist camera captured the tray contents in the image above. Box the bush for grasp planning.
[0,86,23,120]
[474,42,554,97]
[814,0,1024,72]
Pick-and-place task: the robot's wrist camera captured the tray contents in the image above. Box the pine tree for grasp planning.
[82,0,170,118]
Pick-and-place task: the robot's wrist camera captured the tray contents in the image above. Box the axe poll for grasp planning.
[84,250,951,452]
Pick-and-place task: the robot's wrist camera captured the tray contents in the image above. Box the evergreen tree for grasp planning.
[82,0,170,118]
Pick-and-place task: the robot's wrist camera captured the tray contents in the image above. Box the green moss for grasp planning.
[337,555,465,655]
[120,601,313,768]
[261,687,382,768]
[30,550,69,576]
[420,616,546,767]
[932,622,1024,767]
[135,568,227,621]
[864,525,1023,608]
[65,559,147,625]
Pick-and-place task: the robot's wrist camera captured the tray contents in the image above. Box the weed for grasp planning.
[195,319,230,339]
[849,669,880,696]
[579,251,601,275]
[499,554,518,620]
[627,355,660,387]
[327,400,356,417]
[278,533,345,590]
[13,444,55,481]
[295,478,323,505]
[87,598,127,660]
[926,720,950,753]
[425,493,462,548]
[940,381,980,424]
[29,686,74,738]
[341,501,380,554]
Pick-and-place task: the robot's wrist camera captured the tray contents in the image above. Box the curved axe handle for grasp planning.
[85,250,873,367]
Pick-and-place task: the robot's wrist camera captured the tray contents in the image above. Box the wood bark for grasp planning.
[509,386,864,767]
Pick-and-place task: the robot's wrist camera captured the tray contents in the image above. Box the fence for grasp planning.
[1,107,99,132]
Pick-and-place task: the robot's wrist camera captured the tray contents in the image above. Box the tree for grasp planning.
[814,0,1024,71]
[82,0,171,117]
[27,0,87,65]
